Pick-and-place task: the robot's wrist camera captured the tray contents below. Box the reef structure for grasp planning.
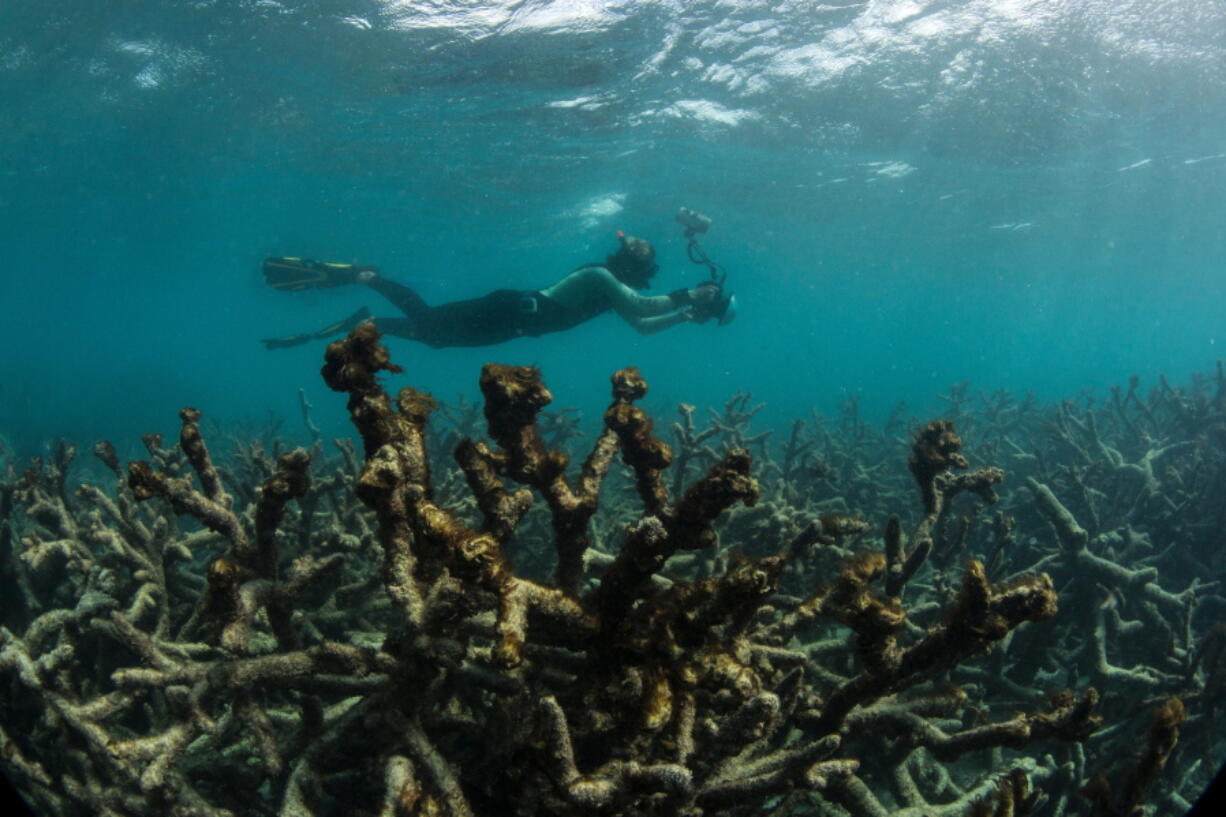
[2,323,1183,817]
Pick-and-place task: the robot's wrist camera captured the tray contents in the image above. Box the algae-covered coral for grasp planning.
[0,327,1221,816]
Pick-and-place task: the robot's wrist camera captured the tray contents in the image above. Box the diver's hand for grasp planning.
[680,307,698,322]
[357,269,378,283]
[690,282,721,307]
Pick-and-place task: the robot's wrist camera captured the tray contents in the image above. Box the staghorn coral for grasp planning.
[4,329,1219,816]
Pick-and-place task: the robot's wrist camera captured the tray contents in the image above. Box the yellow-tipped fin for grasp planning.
[263,257,370,291]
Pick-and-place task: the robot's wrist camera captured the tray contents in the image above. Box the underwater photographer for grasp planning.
[259,207,737,350]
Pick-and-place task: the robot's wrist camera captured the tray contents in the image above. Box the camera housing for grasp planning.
[676,207,711,235]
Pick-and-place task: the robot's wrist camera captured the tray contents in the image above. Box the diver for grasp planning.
[260,230,731,350]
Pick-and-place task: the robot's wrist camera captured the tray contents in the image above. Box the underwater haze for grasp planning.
[2,0,1225,453]
[5,3,1226,817]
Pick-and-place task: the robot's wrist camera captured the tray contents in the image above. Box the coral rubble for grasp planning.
[0,328,1220,816]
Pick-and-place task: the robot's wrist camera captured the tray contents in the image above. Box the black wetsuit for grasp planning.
[368,275,609,348]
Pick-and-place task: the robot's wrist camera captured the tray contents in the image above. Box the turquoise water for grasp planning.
[3,0,1225,455]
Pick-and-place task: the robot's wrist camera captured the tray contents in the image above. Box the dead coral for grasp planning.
[0,325,1123,817]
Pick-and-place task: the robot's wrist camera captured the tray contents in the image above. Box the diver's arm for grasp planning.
[609,278,725,334]
[596,270,677,318]
[602,272,721,319]
[627,308,696,335]
[543,267,677,318]
[541,266,704,333]
[608,283,677,318]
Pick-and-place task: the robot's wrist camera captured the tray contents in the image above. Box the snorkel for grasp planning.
[676,207,737,326]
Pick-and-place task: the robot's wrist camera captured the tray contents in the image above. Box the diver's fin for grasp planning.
[262,257,377,291]
[261,307,373,351]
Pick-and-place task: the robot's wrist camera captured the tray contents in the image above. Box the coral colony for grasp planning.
[1,324,1221,816]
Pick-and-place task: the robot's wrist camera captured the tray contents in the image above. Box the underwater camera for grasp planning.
[677,207,736,326]
[676,206,712,236]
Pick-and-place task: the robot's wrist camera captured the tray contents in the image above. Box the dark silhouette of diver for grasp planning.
[260,232,724,349]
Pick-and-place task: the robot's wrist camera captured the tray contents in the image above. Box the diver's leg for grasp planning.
[260,307,372,350]
[358,286,525,347]
[274,289,525,349]
[411,290,525,347]
[340,292,519,349]
[366,276,431,319]
[360,317,452,348]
